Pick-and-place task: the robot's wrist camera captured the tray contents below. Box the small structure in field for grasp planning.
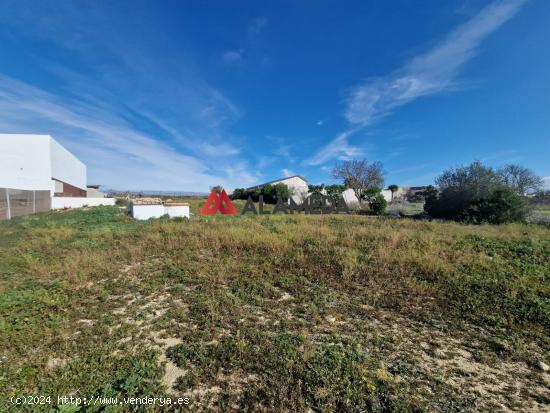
[130,198,189,220]
[164,202,190,218]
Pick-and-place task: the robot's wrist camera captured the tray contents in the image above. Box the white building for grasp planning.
[0,134,87,196]
[1,134,115,218]
[246,175,309,203]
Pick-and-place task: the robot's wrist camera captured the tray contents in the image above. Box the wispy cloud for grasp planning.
[304,0,527,165]
[304,129,363,165]
[0,74,257,191]
[0,3,259,191]
[222,49,243,64]
[281,168,295,178]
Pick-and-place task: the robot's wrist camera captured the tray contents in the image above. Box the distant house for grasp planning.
[246,175,309,203]
[407,186,428,196]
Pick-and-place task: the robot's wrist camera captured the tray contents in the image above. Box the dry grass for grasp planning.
[0,204,548,412]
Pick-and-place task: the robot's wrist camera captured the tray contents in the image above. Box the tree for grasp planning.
[261,184,274,203]
[473,186,530,224]
[324,184,346,203]
[424,161,531,223]
[331,160,384,203]
[532,189,550,205]
[231,188,248,200]
[212,185,223,194]
[363,186,387,215]
[273,183,293,201]
[388,184,399,203]
[308,184,325,195]
[497,164,543,195]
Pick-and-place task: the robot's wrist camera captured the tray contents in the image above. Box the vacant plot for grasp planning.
[0,204,548,412]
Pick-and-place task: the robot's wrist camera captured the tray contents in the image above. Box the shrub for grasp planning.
[231,188,248,200]
[472,186,530,224]
[425,162,532,223]
[368,193,387,215]
[362,186,387,215]
[325,184,346,203]
[230,184,292,204]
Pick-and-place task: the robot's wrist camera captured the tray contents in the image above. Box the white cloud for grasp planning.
[303,129,363,166]
[0,74,257,191]
[0,4,257,191]
[281,168,295,178]
[257,156,276,169]
[222,50,243,63]
[197,142,241,157]
[305,0,527,165]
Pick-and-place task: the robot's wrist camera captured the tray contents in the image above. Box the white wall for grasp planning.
[164,205,190,219]
[87,187,106,198]
[50,138,87,192]
[342,188,392,209]
[0,134,52,190]
[131,204,167,220]
[271,176,309,203]
[51,197,116,209]
[0,134,87,196]
[130,204,190,220]
[342,189,360,209]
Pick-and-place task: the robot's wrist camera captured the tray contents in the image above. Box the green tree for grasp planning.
[273,183,293,202]
[325,184,346,203]
[424,161,531,223]
[308,184,325,194]
[362,186,387,215]
[231,188,248,200]
[473,186,530,224]
[388,184,399,203]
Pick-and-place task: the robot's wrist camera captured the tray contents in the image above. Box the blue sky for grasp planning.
[0,0,548,191]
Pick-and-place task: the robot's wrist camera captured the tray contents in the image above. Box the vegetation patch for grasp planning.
[1,204,548,412]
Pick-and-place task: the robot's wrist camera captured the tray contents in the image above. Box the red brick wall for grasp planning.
[53,179,86,197]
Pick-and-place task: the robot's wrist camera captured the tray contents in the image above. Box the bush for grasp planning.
[361,186,387,215]
[425,162,532,224]
[368,193,387,215]
[231,188,248,200]
[472,187,530,224]
[230,184,292,204]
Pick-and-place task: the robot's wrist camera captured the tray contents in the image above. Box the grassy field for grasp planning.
[0,202,549,412]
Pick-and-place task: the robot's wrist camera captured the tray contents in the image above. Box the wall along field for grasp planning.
[0,202,548,412]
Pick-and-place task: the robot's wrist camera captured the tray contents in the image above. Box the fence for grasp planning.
[0,188,51,220]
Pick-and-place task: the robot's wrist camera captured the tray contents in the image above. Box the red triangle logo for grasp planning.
[200,189,237,215]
